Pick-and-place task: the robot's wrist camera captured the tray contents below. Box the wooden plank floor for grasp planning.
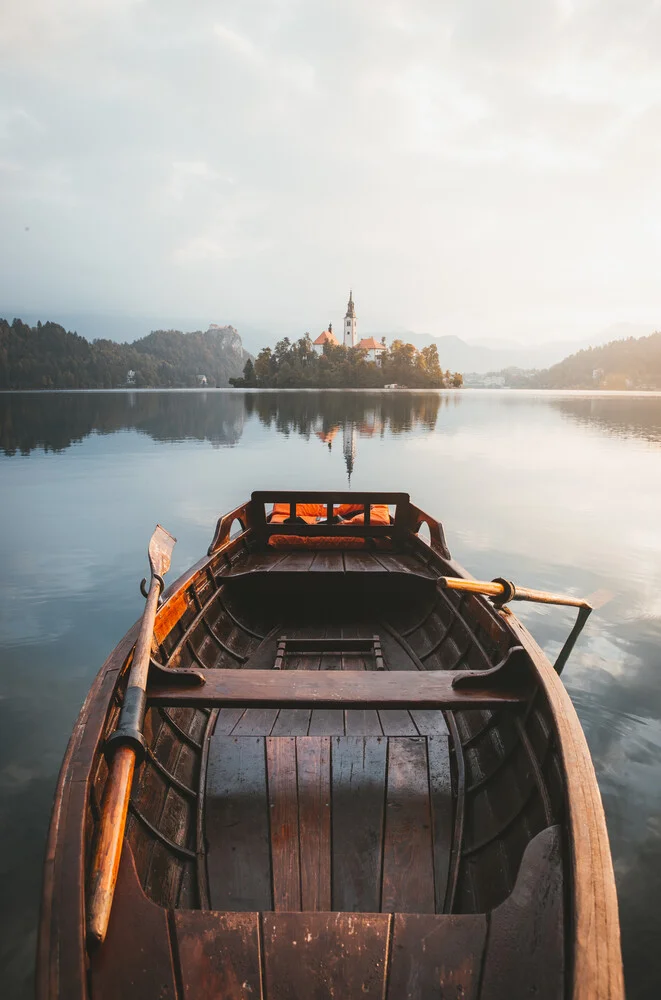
[205,735,452,914]
[221,549,438,580]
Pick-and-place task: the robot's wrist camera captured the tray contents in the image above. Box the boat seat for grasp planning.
[91,826,563,999]
[219,548,438,580]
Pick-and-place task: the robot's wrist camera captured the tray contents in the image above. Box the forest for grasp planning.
[533,332,661,390]
[230,335,463,389]
[0,318,248,389]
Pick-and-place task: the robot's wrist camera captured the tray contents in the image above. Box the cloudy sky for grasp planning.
[1,0,661,343]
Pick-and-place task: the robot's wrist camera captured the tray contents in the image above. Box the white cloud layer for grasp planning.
[1,0,661,340]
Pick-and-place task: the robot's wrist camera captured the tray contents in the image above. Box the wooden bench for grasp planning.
[91,824,563,999]
[147,667,529,709]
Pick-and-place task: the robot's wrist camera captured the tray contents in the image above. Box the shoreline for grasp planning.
[1,386,661,397]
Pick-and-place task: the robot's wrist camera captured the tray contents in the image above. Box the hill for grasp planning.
[0,319,251,389]
[5,309,644,371]
[533,331,661,390]
[366,332,599,373]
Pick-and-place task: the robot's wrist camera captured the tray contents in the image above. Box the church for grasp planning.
[313,291,386,364]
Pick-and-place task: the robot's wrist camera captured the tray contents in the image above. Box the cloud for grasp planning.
[1,0,661,339]
[213,22,261,63]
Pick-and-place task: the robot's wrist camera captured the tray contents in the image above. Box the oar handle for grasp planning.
[438,576,592,610]
[86,746,135,945]
[87,527,175,947]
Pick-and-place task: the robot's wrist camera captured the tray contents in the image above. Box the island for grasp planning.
[230,334,462,390]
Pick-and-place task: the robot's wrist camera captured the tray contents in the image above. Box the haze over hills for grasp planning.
[532,331,661,390]
[366,323,655,373]
[1,309,653,375]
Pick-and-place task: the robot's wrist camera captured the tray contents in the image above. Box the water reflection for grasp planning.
[550,395,661,446]
[249,390,445,437]
[0,389,450,457]
[3,390,661,461]
[1,389,661,998]
[0,390,246,454]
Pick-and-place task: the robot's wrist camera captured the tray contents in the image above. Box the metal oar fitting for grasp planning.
[104,687,148,762]
[140,573,166,605]
[491,577,516,606]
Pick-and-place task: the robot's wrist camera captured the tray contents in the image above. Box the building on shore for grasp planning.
[314,292,385,365]
[357,336,386,365]
[344,290,357,347]
[313,323,340,354]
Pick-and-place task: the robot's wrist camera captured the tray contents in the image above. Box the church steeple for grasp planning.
[344,289,357,347]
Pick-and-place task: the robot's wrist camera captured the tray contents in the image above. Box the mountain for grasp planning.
[366,332,615,374]
[0,319,251,389]
[132,325,249,385]
[532,331,661,390]
[2,308,655,378]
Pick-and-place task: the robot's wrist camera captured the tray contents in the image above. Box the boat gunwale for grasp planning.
[36,495,623,1000]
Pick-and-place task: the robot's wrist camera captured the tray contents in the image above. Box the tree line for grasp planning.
[230,335,463,389]
[531,332,661,390]
[0,318,247,389]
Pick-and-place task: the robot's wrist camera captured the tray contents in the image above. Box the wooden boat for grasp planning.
[38,491,623,999]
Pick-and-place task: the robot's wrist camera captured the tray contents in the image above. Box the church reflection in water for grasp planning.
[315,419,360,483]
[0,389,450,459]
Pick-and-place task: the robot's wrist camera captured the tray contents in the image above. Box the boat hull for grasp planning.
[38,492,623,999]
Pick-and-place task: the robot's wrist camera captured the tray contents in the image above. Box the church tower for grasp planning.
[344,289,357,348]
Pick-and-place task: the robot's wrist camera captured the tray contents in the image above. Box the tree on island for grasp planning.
[241,358,256,385]
[230,335,462,389]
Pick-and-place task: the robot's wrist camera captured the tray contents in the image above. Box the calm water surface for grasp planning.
[1,388,661,998]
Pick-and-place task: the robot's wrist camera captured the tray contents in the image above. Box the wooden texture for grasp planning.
[154,588,189,645]
[253,489,408,505]
[427,733,453,913]
[39,490,623,1000]
[222,548,437,576]
[38,620,137,1000]
[231,707,279,735]
[297,737,332,911]
[387,912,487,1000]
[174,910,262,1000]
[439,574,591,609]
[202,734,456,919]
[267,737,302,910]
[89,844,177,1000]
[205,736,272,911]
[381,738,435,913]
[261,911,391,1000]
[378,709,418,736]
[505,611,624,1000]
[86,746,136,944]
[147,668,528,709]
[87,527,176,945]
[332,737,387,912]
[480,826,564,1000]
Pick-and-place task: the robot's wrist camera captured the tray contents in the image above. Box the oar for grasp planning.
[87,524,176,946]
[437,576,593,609]
[438,576,612,674]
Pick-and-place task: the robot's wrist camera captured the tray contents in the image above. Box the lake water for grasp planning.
[1,388,660,998]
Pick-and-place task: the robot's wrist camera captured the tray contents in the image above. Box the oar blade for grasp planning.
[148,524,176,577]
[584,588,613,611]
